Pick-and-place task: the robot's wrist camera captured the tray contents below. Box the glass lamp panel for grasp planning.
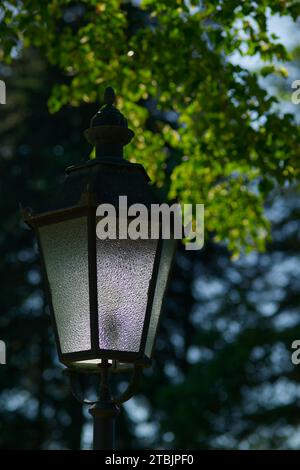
[145,239,175,358]
[96,238,158,353]
[39,216,91,354]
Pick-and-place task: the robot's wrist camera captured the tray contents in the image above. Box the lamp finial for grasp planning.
[104,87,116,106]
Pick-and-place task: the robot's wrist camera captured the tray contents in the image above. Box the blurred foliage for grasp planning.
[0,48,95,448]
[1,0,300,451]
[149,188,300,449]
[1,0,300,255]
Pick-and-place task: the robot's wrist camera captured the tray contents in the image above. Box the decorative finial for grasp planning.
[104,87,116,106]
[89,86,128,128]
[84,86,134,159]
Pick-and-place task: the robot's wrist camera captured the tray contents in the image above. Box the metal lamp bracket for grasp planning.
[64,359,145,406]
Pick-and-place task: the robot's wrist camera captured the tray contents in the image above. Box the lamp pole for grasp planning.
[22,86,176,451]
[88,360,120,450]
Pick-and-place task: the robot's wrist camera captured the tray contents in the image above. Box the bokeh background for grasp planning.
[0,1,300,449]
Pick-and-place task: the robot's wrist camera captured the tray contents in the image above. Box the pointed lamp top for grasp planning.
[84,86,134,159]
[104,86,116,106]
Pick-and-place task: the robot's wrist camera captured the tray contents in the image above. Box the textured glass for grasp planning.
[145,239,175,358]
[39,217,91,354]
[96,238,158,352]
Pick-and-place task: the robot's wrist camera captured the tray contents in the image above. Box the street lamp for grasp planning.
[22,87,176,449]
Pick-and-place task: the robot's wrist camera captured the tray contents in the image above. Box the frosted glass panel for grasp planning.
[96,238,158,352]
[145,239,175,358]
[39,217,91,354]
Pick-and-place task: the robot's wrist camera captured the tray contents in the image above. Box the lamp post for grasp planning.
[22,87,176,450]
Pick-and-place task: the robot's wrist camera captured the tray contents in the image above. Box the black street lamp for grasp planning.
[22,87,176,450]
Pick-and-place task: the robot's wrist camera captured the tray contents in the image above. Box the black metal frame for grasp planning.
[23,200,173,368]
[64,359,144,406]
